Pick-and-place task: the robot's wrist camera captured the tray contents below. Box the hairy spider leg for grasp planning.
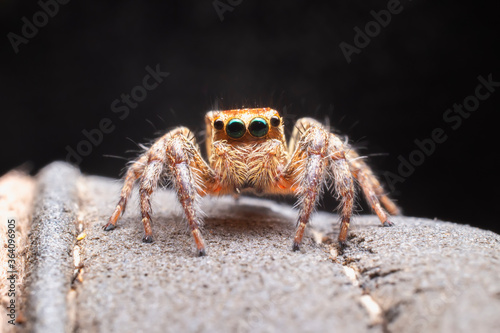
[164,127,214,256]
[328,133,356,246]
[139,158,164,243]
[285,118,355,249]
[104,154,148,231]
[105,127,214,256]
[347,150,400,226]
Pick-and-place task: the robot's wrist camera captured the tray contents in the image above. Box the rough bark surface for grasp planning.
[2,162,499,333]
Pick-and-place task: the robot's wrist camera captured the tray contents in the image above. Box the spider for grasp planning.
[103,108,400,256]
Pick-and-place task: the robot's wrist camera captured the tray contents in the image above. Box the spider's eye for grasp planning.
[213,119,224,130]
[270,116,280,127]
[226,118,246,139]
[248,117,269,137]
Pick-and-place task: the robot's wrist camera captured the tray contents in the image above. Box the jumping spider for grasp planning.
[104,108,400,256]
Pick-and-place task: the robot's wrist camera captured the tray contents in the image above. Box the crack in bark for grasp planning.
[329,232,396,333]
[340,262,390,332]
[63,178,90,333]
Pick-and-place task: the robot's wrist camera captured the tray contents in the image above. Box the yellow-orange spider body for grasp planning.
[104,108,400,256]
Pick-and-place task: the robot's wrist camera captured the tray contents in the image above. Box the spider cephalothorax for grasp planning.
[104,108,400,256]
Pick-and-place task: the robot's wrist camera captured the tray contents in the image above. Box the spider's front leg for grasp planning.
[285,118,355,250]
[104,127,216,256]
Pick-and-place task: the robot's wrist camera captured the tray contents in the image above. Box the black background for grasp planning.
[1,1,498,233]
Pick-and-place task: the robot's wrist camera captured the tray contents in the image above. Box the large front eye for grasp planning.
[248,117,269,137]
[226,118,246,139]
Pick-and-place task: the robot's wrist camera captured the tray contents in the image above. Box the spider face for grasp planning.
[206,107,283,143]
[203,108,288,195]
